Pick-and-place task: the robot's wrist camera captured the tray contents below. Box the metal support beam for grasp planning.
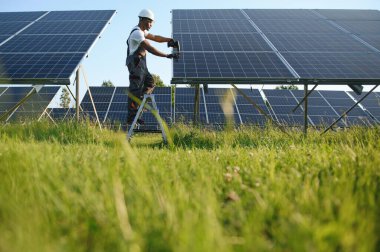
[193,84,200,125]
[231,84,289,136]
[75,68,80,121]
[304,84,308,136]
[321,84,379,135]
[293,84,318,112]
[0,88,36,122]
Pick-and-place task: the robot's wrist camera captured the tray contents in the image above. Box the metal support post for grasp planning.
[76,68,80,121]
[304,84,308,136]
[293,84,318,112]
[193,84,200,125]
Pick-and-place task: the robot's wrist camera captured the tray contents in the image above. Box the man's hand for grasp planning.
[167,39,179,48]
[166,53,179,59]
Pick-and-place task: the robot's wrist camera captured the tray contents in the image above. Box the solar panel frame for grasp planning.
[0,10,116,85]
[172,9,245,20]
[171,9,380,85]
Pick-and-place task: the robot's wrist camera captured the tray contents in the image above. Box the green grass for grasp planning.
[0,121,379,251]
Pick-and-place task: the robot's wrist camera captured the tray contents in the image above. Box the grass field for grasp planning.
[0,122,379,251]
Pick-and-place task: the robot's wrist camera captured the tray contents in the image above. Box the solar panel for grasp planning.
[335,21,380,35]
[40,10,115,21]
[203,88,240,125]
[9,86,59,121]
[0,86,33,115]
[0,11,46,22]
[173,52,294,81]
[358,35,380,51]
[234,89,270,125]
[244,9,320,20]
[253,19,343,33]
[0,53,84,80]
[173,19,255,33]
[172,9,245,20]
[21,21,109,35]
[174,87,207,124]
[282,52,380,80]
[263,89,310,126]
[265,33,372,52]
[171,9,380,85]
[81,86,115,122]
[0,22,31,35]
[347,91,380,122]
[319,91,373,126]
[49,107,73,120]
[315,10,380,21]
[0,34,98,53]
[173,33,272,52]
[0,10,116,84]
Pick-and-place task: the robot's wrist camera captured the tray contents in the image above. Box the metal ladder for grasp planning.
[127,94,168,143]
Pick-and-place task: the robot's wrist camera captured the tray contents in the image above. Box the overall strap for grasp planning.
[127,28,141,56]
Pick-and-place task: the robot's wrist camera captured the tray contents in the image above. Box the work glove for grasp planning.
[167,39,179,48]
[166,53,179,59]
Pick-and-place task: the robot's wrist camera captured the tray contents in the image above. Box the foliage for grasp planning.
[59,87,71,108]
[152,74,165,87]
[275,84,299,90]
[0,122,379,252]
[101,80,114,87]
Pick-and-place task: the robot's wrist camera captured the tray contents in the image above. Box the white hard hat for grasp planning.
[138,9,154,21]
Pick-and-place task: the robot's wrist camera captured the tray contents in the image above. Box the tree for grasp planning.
[152,74,166,87]
[60,87,71,108]
[276,84,299,90]
[101,80,114,87]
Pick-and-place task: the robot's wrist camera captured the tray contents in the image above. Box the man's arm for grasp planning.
[140,39,168,57]
[146,33,172,43]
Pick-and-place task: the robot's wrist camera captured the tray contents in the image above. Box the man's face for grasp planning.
[144,18,153,31]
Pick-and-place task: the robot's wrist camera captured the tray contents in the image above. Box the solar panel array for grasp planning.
[79,87,172,130]
[349,91,380,123]
[2,86,378,129]
[171,9,380,84]
[0,10,115,84]
[0,86,59,121]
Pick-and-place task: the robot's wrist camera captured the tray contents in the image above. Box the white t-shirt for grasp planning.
[127,26,149,56]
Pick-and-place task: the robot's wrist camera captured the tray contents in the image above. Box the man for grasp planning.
[126,9,178,124]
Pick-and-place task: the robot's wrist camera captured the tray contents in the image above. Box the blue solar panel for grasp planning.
[335,21,380,35]
[234,89,270,125]
[175,87,207,124]
[203,88,240,125]
[41,10,115,21]
[244,9,320,20]
[0,22,31,35]
[254,19,343,33]
[0,86,33,114]
[49,108,72,120]
[266,33,372,52]
[173,19,255,33]
[358,35,380,51]
[0,12,46,22]
[173,33,272,52]
[172,9,245,20]
[282,52,380,79]
[81,86,115,122]
[22,21,108,35]
[0,53,84,81]
[10,86,59,121]
[264,89,309,126]
[319,90,373,126]
[315,10,380,21]
[173,52,294,80]
[0,10,115,85]
[0,35,9,43]
[0,34,98,53]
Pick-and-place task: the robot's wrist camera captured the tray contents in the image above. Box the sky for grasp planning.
[1,0,380,106]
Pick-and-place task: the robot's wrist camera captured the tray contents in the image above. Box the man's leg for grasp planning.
[142,72,156,95]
